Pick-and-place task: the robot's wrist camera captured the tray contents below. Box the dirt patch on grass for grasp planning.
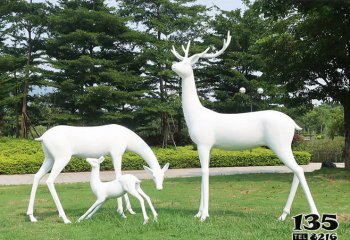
[9,198,49,206]
[8,199,28,206]
[338,214,350,222]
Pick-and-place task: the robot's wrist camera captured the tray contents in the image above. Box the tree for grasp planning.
[45,0,145,127]
[0,55,26,137]
[300,104,344,138]
[193,5,281,115]
[116,0,207,147]
[326,106,344,139]
[255,0,350,168]
[0,0,48,138]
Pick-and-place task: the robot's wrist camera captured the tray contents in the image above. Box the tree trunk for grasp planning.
[0,113,3,136]
[14,72,20,138]
[22,1,32,139]
[156,15,171,147]
[15,102,20,138]
[344,101,350,169]
[21,80,28,139]
[161,112,169,148]
[176,113,183,142]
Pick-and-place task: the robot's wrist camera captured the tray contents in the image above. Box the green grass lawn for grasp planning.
[0,169,349,240]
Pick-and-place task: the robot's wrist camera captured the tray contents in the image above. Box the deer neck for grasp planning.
[90,167,102,192]
[127,133,161,172]
[181,73,204,120]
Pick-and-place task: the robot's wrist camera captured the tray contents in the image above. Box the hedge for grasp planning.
[0,137,311,175]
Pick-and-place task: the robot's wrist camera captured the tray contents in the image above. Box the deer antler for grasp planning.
[171,46,184,60]
[172,40,191,60]
[201,31,231,59]
[171,31,231,61]
[183,41,191,57]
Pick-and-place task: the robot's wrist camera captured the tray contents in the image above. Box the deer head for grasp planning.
[143,163,170,190]
[86,156,105,168]
[171,31,232,78]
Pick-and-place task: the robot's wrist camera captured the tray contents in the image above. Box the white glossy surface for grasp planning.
[171,32,318,221]
[78,157,158,224]
[27,124,168,223]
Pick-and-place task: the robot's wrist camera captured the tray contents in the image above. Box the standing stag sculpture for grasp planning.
[171,32,318,221]
[27,124,169,223]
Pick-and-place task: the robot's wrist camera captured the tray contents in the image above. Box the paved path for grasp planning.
[0,163,344,186]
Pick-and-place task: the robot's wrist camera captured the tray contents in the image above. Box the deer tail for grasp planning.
[35,136,43,141]
[294,123,302,131]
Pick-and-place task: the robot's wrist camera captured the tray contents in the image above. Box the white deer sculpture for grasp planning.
[78,157,158,224]
[171,32,318,221]
[27,124,169,224]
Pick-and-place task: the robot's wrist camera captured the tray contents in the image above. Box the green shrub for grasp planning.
[306,137,344,153]
[306,137,344,162]
[0,138,311,175]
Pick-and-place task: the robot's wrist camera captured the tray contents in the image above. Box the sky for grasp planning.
[33,0,245,11]
[196,0,245,11]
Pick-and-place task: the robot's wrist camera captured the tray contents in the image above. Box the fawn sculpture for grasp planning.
[171,32,318,221]
[27,124,169,223]
[78,157,158,224]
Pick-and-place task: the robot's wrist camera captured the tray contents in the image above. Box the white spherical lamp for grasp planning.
[257,88,264,95]
[239,87,246,94]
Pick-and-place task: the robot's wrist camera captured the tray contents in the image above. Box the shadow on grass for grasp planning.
[24,206,258,224]
[157,207,256,219]
[82,206,267,220]
[309,168,350,181]
[21,209,65,222]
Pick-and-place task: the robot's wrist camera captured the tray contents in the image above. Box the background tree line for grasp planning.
[0,0,349,167]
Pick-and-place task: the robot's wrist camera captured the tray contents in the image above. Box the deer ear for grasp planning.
[162,163,170,173]
[98,156,105,163]
[190,47,210,64]
[143,165,153,174]
[189,54,201,65]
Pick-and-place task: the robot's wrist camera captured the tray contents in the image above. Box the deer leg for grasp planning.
[197,145,211,222]
[78,199,105,222]
[116,198,126,218]
[27,157,54,222]
[291,164,318,215]
[46,156,71,224]
[194,146,204,218]
[85,202,103,220]
[111,152,134,217]
[111,153,126,217]
[279,174,299,221]
[137,185,158,221]
[128,189,149,225]
[194,174,204,218]
[124,194,136,215]
[274,147,318,216]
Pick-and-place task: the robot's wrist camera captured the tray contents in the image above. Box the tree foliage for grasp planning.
[197,6,271,114]
[0,0,48,138]
[45,0,145,127]
[116,0,207,147]
[301,104,344,139]
[0,0,348,167]
[254,0,350,168]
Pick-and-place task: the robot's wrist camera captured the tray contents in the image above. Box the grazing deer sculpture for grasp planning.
[78,157,158,225]
[171,32,318,221]
[27,124,169,223]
